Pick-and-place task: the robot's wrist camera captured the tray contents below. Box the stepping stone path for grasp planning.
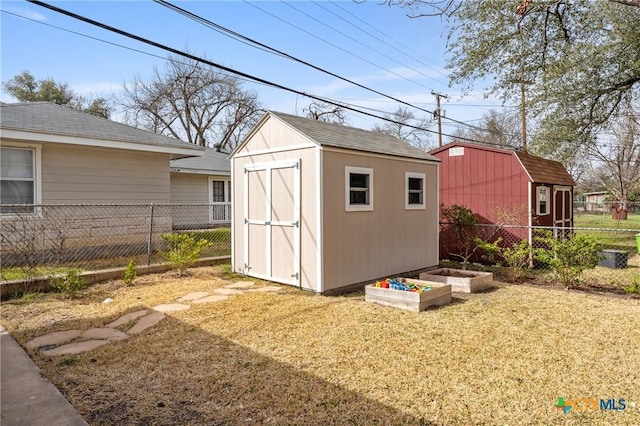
[26,280,281,356]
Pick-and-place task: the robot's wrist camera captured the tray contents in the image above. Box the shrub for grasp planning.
[123,259,137,286]
[623,277,640,295]
[162,232,212,275]
[49,268,86,297]
[534,231,602,287]
[441,204,499,269]
[479,238,532,282]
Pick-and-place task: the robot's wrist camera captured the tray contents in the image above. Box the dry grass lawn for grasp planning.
[1,266,639,425]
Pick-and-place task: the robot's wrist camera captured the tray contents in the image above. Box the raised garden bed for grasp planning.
[365,278,452,312]
[419,268,493,293]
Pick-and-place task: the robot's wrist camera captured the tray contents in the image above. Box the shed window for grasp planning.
[405,172,426,210]
[537,186,550,215]
[345,166,373,211]
[1,146,37,213]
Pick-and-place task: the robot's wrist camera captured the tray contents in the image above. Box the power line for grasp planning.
[22,1,524,150]
[156,0,520,138]
[153,0,437,118]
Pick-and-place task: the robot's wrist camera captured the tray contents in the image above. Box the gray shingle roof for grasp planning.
[268,111,439,161]
[170,148,230,175]
[0,102,202,153]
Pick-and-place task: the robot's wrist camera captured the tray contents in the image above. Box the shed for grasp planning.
[429,142,575,245]
[230,111,441,294]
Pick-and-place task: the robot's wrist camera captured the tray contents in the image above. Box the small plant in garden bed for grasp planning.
[49,268,86,298]
[123,259,137,286]
[623,277,640,295]
[162,232,212,275]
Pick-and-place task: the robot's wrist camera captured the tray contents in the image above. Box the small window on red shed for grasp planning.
[537,186,550,215]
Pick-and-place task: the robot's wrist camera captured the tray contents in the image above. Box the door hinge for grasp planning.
[291,272,299,279]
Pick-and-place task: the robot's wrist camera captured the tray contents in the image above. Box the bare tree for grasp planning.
[303,101,348,124]
[453,108,522,149]
[122,55,262,151]
[372,106,434,151]
[586,103,640,215]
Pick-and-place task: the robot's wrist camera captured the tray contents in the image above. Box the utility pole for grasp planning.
[432,91,448,147]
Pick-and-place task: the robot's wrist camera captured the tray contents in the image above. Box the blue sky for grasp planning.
[1,0,513,144]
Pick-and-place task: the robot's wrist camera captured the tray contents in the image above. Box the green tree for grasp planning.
[3,70,112,119]
[385,1,640,165]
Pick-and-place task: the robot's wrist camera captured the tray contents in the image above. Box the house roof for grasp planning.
[0,102,203,158]
[233,111,439,162]
[430,142,575,186]
[170,147,230,175]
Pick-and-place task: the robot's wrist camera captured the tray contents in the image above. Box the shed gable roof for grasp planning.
[0,102,203,156]
[235,111,439,162]
[431,142,575,186]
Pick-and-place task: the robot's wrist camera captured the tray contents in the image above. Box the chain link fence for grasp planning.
[1,204,231,282]
[439,222,640,292]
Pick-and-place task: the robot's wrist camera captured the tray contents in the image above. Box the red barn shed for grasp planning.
[430,142,575,246]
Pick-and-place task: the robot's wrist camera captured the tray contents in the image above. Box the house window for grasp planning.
[405,172,426,210]
[212,180,226,202]
[209,178,231,203]
[537,186,550,215]
[345,166,373,211]
[0,146,38,213]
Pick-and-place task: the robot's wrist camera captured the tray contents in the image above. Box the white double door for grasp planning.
[243,160,300,286]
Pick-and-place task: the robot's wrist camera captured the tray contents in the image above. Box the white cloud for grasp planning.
[4,6,47,22]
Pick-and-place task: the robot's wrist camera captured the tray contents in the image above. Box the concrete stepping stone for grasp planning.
[177,292,210,302]
[246,286,282,293]
[127,312,166,335]
[191,295,229,304]
[26,330,82,349]
[42,339,110,356]
[152,303,191,312]
[225,281,256,289]
[105,310,148,328]
[213,288,244,296]
[81,328,129,342]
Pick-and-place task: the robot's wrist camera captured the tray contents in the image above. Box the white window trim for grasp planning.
[405,172,426,210]
[0,142,42,215]
[345,166,373,212]
[537,186,550,216]
[208,176,231,203]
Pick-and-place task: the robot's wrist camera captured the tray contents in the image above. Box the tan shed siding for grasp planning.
[41,144,170,203]
[232,147,318,291]
[235,116,316,155]
[321,150,439,292]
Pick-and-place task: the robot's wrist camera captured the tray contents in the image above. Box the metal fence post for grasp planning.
[147,203,155,266]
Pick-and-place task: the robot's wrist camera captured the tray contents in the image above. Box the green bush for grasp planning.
[162,232,212,275]
[49,268,86,297]
[479,237,532,282]
[623,277,640,295]
[123,259,137,286]
[534,231,602,287]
